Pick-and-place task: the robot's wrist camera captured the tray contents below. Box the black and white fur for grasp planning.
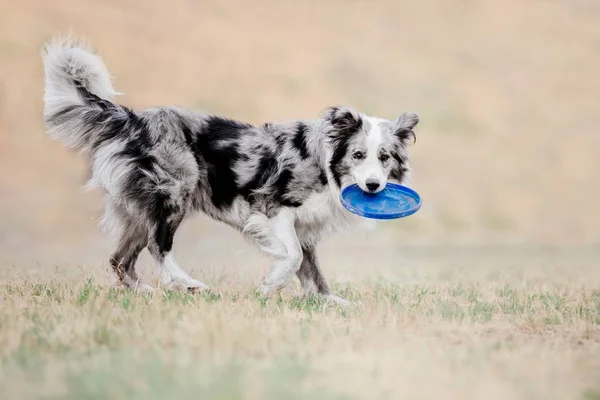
[42,39,419,304]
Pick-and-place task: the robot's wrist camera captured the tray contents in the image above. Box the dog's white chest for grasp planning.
[293,189,375,244]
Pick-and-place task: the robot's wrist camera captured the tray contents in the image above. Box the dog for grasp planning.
[41,38,419,304]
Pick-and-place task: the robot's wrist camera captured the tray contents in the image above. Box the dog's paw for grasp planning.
[118,277,155,294]
[324,294,353,307]
[132,282,156,294]
[168,278,209,293]
[255,283,287,305]
[256,282,280,298]
[186,279,210,293]
[295,292,355,307]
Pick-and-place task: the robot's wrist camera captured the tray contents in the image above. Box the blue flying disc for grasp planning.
[340,183,422,220]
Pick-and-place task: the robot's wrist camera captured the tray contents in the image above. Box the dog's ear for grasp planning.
[322,105,362,136]
[394,112,419,144]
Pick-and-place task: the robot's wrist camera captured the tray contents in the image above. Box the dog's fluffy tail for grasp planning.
[42,37,122,151]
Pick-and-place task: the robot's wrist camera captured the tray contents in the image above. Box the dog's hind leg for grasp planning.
[103,202,152,292]
[247,209,303,297]
[110,222,153,293]
[146,209,209,292]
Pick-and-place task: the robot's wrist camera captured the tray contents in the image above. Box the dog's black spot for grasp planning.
[46,102,130,151]
[329,108,362,134]
[88,113,128,151]
[329,160,349,188]
[117,123,177,234]
[252,144,271,154]
[86,107,145,153]
[390,167,408,182]
[130,152,157,171]
[113,114,156,170]
[65,81,144,152]
[120,162,179,253]
[240,153,278,203]
[282,199,303,208]
[391,151,406,166]
[292,123,310,159]
[273,168,302,207]
[389,151,408,182]
[206,116,250,141]
[153,213,178,254]
[395,127,416,145]
[180,120,203,173]
[275,133,287,151]
[46,104,79,125]
[327,112,363,187]
[328,132,359,187]
[181,121,194,147]
[194,116,251,209]
[273,168,292,198]
[197,140,240,209]
[318,169,328,186]
[73,80,112,109]
[301,245,330,294]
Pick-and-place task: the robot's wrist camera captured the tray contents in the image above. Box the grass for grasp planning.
[1,267,599,400]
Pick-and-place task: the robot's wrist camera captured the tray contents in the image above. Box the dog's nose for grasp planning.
[365,179,380,192]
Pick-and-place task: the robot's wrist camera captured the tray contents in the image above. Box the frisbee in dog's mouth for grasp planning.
[340,183,421,220]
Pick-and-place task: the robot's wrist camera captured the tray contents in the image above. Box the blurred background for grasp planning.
[1,0,599,274]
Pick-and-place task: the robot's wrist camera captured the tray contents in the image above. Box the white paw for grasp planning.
[324,294,352,307]
[133,282,155,294]
[257,282,279,297]
[120,276,155,294]
[167,278,209,292]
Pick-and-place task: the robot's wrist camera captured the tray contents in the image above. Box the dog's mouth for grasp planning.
[356,182,385,194]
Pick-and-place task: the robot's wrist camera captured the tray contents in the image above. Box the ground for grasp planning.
[2,246,599,399]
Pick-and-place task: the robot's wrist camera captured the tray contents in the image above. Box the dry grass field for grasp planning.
[2,246,600,399]
[1,0,600,399]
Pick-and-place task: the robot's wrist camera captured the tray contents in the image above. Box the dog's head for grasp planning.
[323,105,418,193]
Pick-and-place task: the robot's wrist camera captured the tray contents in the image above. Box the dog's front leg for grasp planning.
[250,209,303,297]
[296,245,329,295]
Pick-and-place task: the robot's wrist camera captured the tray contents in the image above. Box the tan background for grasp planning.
[1,3,600,399]
[1,0,599,272]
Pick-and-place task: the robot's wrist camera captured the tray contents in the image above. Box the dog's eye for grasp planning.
[379,153,390,163]
[352,151,364,160]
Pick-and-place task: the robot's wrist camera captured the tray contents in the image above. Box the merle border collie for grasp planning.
[41,38,419,304]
